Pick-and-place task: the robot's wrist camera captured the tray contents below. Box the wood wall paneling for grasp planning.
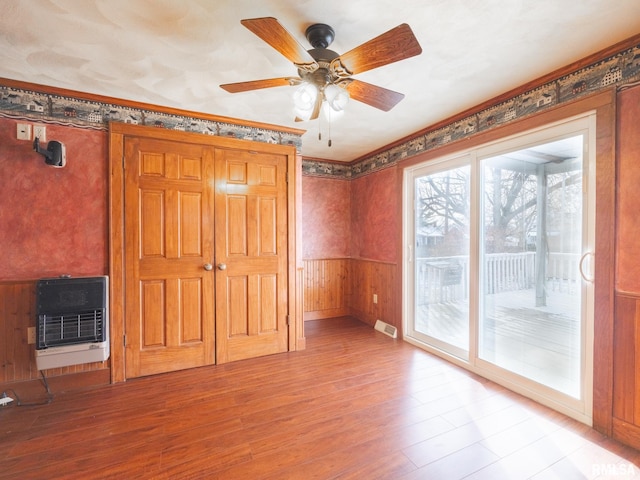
[303,258,398,328]
[0,282,34,383]
[611,84,640,450]
[348,259,397,328]
[303,259,350,320]
[613,294,638,423]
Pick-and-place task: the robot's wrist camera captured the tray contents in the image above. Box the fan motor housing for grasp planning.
[305,23,335,49]
[308,47,339,63]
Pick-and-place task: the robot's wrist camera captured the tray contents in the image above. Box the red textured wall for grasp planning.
[350,166,398,263]
[301,176,351,259]
[0,118,108,281]
[0,114,400,278]
[616,85,640,293]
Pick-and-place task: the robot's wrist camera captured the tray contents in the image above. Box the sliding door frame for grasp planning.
[404,153,475,361]
[398,90,616,435]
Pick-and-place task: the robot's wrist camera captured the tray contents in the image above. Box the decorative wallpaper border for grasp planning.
[302,41,640,180]
[0,86,303,151]
[2,40,639,178]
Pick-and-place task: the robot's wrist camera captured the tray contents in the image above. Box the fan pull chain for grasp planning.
[316,101,333,147]
[318,101,323,142]
[327,107,332,147]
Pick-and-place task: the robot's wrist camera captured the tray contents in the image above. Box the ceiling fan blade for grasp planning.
[336,23,422,75]
[241,17,316,66]
[309,92,323,121]
[220,77,294,93]
[346,80,405,111]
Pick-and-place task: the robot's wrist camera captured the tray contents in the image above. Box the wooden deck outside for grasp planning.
[1,317,638,479]
[416,288,582,396]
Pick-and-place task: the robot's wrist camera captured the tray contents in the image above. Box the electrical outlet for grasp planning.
[33,124,46,142]
[373,294,378,304]
[28,327,36,344]
[17,123,31,140]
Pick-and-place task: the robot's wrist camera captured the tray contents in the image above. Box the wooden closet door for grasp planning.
[124,136,215,378]
[214,148,289,363]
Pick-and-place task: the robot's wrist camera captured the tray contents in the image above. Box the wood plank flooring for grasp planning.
[1,316,639,479]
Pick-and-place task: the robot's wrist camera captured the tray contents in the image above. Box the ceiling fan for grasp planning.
[220,17,423,122]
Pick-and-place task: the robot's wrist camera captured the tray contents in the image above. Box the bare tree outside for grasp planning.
[416,162,582,257]
[415,168,469,258]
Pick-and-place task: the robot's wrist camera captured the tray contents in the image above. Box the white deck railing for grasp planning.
[416,252,579,305]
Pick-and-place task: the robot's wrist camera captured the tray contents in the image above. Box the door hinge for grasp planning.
[123,334,126,347]
[286,315,290,326]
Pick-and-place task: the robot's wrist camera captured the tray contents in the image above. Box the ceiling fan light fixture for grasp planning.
[293,82,318,118]
[324,84,350,112]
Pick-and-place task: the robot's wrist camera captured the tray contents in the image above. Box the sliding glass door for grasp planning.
[478,135,586,399]
[409,161,471,359]
[404,115,595,421]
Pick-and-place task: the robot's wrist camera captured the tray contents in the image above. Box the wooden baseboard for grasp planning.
[0,368,110,399]
[304,308,351,321]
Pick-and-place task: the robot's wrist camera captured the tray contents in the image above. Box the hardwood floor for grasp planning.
[1,316,638,479]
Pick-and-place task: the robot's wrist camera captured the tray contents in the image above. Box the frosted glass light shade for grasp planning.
[293,82,318,120]
[324,84,350,111]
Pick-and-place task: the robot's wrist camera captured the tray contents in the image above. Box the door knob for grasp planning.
[203,263,213,271]
[217,263,227,271]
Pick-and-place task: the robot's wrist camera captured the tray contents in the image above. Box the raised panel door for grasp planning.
[215,149,289,363]
[124,137,215,377]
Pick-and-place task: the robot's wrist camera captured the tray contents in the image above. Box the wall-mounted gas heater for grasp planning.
[35,276,109,370]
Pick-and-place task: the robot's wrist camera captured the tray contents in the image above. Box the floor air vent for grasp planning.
[35,276,110,370]
[374,320,398,339]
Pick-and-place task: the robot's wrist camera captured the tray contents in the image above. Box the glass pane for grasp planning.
[414,166,470,355]
[479,136,583,398]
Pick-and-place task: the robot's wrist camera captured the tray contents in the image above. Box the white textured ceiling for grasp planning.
[1,0,639,162]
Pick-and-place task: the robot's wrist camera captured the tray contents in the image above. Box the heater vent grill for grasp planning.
[37,310,106,349]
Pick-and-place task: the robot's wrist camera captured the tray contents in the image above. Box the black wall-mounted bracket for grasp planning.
[33,137,66,167]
